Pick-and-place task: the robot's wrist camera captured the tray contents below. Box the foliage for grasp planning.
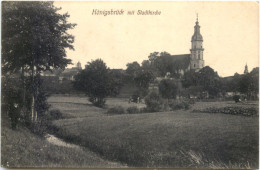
[107,106,125,114]
[134,70,155,97]
[126,62,141,79]
[169,100,191,110]
[144,91,163,112]
[224,67,259,100]
[159,79,178,99]
[182,66,222,98]
[193,106,258,117]
[2,76,23,129]
[126,106,140,114]
[182,70,199,88]
[233,95,240,103]
[2,1,75,74]
[74,59,121,107]
[2,1,75,124]
[108,69,125,96]
[131,91,141,103]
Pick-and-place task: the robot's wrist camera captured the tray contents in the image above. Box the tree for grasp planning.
[237,67,259,100]
[73,59,118,107]
[2,2,75,123]
[197,66,222,97]
[126,61,141,79]
[182,70,199,88]
[144,91,163,112]
[182,66,222,98]
[134,70,155,97]
[159,79,178,99]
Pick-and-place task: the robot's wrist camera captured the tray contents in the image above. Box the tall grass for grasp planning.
[180,150,252,169]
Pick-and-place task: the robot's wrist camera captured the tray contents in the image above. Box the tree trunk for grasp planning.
[31,65,35,122]
[21,66,25,104]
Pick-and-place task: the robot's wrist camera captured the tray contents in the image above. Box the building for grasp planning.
[41,61,82,82]
[244,63,249,74]
[190,16,205,71]
[162,15,205,76]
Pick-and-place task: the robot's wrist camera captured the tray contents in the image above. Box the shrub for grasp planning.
[233,95,240,103]
[169,100,191,111]
[131,93,140,103]
[193,106,258,117]
[89,96,106,108]
[107,106,125,114]
[126,106,140,114]
[144,91,163,112]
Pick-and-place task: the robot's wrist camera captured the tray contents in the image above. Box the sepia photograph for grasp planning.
[1,1,259,169]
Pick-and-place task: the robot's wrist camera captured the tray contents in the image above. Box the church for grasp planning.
[162,16,205,76]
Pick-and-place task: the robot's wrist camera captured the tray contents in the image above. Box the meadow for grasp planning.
[1,112,126,168]
[47,95,259,168]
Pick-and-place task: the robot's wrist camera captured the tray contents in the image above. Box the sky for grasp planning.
[54,1,259,77]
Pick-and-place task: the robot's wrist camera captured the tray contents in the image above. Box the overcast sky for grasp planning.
[55,1,259,77]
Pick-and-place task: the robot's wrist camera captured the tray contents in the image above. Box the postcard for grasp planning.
[1,1,259,169]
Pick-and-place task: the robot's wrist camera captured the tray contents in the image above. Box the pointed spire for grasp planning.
[192,14,203,41]
[244,63,249,74]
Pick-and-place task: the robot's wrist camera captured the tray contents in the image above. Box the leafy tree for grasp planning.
[198,66,222,97]
[73,59,118,107]
[148,52,160,64]
[141,60,152,72]
[182,70,199,88]
[144,91,163,112]
[182,66,222,98]
[237,67,259,99]
[126,61,141,79]
[248,67,259,99]
[134,70,155,97]
[2,1,75,123]
[108,69,125,96]
[159,79,178,99]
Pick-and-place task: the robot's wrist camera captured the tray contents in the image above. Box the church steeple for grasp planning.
[244,63,249,74]
[192,14,203,41]
[190,14,204,71]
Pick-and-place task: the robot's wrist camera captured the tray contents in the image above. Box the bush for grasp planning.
[233,95,240,103]
[169,100,191,111]
[193,106,258,117]
[144,91,163,112]
[89,96,106,108]
[107,106,125,114]
[126,106,140,114]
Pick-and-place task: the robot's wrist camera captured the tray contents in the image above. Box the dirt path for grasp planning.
[45,133,128,168]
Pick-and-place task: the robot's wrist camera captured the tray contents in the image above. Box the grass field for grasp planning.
[1,115,126,168]
[47,95,259,168]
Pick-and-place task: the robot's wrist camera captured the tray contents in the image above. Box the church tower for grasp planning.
[244,63,249,74]
[190,15,204,71]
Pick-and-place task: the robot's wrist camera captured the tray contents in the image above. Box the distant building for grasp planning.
[159,15,205,77]
[41,61,82,82]
[244,63,249,74]
[59,61,82,81]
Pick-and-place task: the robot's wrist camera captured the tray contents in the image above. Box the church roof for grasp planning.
[161,54,190,70]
